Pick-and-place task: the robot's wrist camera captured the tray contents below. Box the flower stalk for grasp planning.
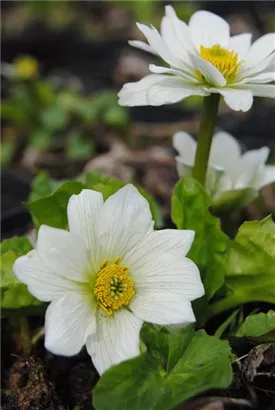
[10,315,32,354]
[193,94,220,186]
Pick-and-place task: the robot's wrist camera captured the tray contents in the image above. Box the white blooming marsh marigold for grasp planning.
[14,185,204,375]
[173,131,275,202]
[118,6,275,112]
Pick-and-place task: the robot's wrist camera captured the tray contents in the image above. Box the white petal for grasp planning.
[235,170,259,190]
[236,147,270,189]
[209,132,241,170]
[130,289,196,325]
[68,189,104,251]
[36,225,89,283]
[147,77,209,106]
[161,16,186,58]
[229,33,252,60]
[206,166,230,197]
[149,64,184,76]
[13,250,79,302]
[128,40,157,55]
[118,74,168,106]
[257,165,275,189]
[214,88,253,112]
[140,255,204,300]
[1,62,15,78]
[45,293,96,356]
[263,55,275,73]
[239,51,275,78]
[241,147,270,167]
[189,53,226,86]
[97,184,153,262]
[123,246,204,301]
[243,84,275,98]
[214,173,233,195]
[238,72,275,84]
[245,33,275,67]
[126,229,195,260]
[164,6,195,56]
[149,64,198,83]
[175,157,193,178]
[189,10,230,50]
[136,22,184,69]
[249,72,275,83]
[172,131,197,165]
[86,309,142,375]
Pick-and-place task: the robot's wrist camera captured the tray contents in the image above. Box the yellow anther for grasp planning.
[199,44,241,82]
[94,259,134,315]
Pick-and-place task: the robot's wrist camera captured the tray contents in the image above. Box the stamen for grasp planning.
[94,259,134,315]
[199,44,241,82]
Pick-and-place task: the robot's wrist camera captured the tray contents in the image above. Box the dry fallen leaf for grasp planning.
[173,395,253,410]
[241,343,275,382]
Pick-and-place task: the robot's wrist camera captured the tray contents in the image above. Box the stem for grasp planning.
[193,94,220,186]
[10,315,32,354]
[31,327,45,346]
[207,293,244,319]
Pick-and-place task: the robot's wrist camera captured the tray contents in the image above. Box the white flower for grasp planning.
[2,56,38,80]
[13,185,204,375]
[1,62,15,78]
[118,6,275,112]
[173,131,275,206]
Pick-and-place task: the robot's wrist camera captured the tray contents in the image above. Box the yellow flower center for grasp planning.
[94,259,134,315]
[15,56,38,79]
[199,44,240,81]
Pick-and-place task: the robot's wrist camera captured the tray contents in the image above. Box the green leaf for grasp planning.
[27,180,84,229]
[1,251,20,288]
[29,171,57,201]
[10,84,37,120]
[236,311,275,340]
[223,215,275,305]
[91,91,118,111]
[1,237,43,313]
[171,176,229,301]
[83,172,163,228]
[141,324,194,373]
[103,106,128,129]
[82,170,103,186]
[28,172,162,231]
[214,309,240,338]
[93,328,232,410]
[34,81,56,105]
[84,172,125,199]
[1,252,41,312]
[66,132,95,160]
[88,91,128,125]
[0,236,32,255]
[73,99,98,125]
[40,103,69,131]
[212,188,258,213]
[1,140,16,167]
[29,129,52,150]
[227,215,275,277]
[1,101,26,124]
[58,92,99,125]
